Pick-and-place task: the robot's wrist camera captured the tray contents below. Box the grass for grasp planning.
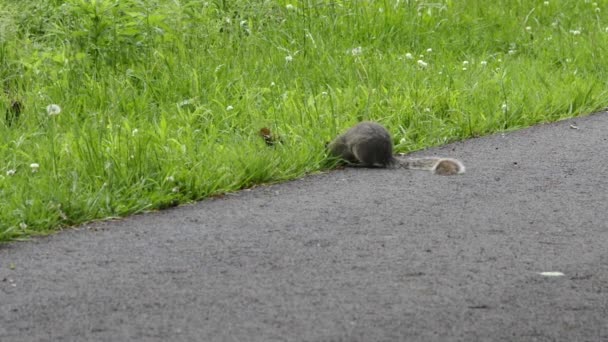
[1,0,608,241]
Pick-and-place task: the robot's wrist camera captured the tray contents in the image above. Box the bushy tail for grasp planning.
[393,156,465,176]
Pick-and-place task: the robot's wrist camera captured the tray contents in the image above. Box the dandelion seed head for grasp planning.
[46,104,61,116]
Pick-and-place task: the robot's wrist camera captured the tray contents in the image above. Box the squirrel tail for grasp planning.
[394,157,465,176]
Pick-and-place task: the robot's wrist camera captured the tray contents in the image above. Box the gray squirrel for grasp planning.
[327,121,465,176]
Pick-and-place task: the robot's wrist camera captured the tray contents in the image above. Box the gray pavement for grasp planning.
[1,112,608,342]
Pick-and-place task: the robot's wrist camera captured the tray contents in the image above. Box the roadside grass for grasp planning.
[1,0,608,241]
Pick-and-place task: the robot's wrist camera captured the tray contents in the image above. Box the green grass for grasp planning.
[1,0,608,241]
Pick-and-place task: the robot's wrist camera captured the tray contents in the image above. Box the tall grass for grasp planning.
[1,0,608,240]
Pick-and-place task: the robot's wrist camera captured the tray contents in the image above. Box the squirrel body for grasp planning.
[328,121,465,176]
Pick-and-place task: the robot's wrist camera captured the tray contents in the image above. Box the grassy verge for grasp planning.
[1,0,608,241]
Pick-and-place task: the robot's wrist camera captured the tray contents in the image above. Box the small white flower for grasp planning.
[270,81,276,87]
[419,54,424,58]
[321,91,328,96]
[596,7,601,12]
[46,104,61,116]
[166,175,175,182]
[178,99,194,107]
[399,138,407,144]
[19,222,27,230]
[525,26,532,32]
[552,21,558,28]
[480,60,488,66]
[131,128,139,136]
[285,55,293,62]
[405,53,413,59]
[544,1,549,5]
[424,108,431,112]
[592,2,598,7]
[285,4,295,10]
[508,49,516,55]
[30,163,39,172]
[226,105,234,111]
[351,46,363,56]
[417,60,428,68]
[462,60,469,66]
[497,58,502,62]
[501,103,508,112]
[426,48,433,53]
[172,186,180,193]
[570,29,581,35]
[462,67,468,71]
[6,169,16,176]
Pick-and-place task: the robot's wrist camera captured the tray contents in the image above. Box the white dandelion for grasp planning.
[417,60,428,68]
[46,104,61,116]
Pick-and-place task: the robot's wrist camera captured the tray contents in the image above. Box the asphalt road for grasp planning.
[1,113,608,342]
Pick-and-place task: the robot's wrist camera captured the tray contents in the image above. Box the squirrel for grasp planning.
[327,121,465,176]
